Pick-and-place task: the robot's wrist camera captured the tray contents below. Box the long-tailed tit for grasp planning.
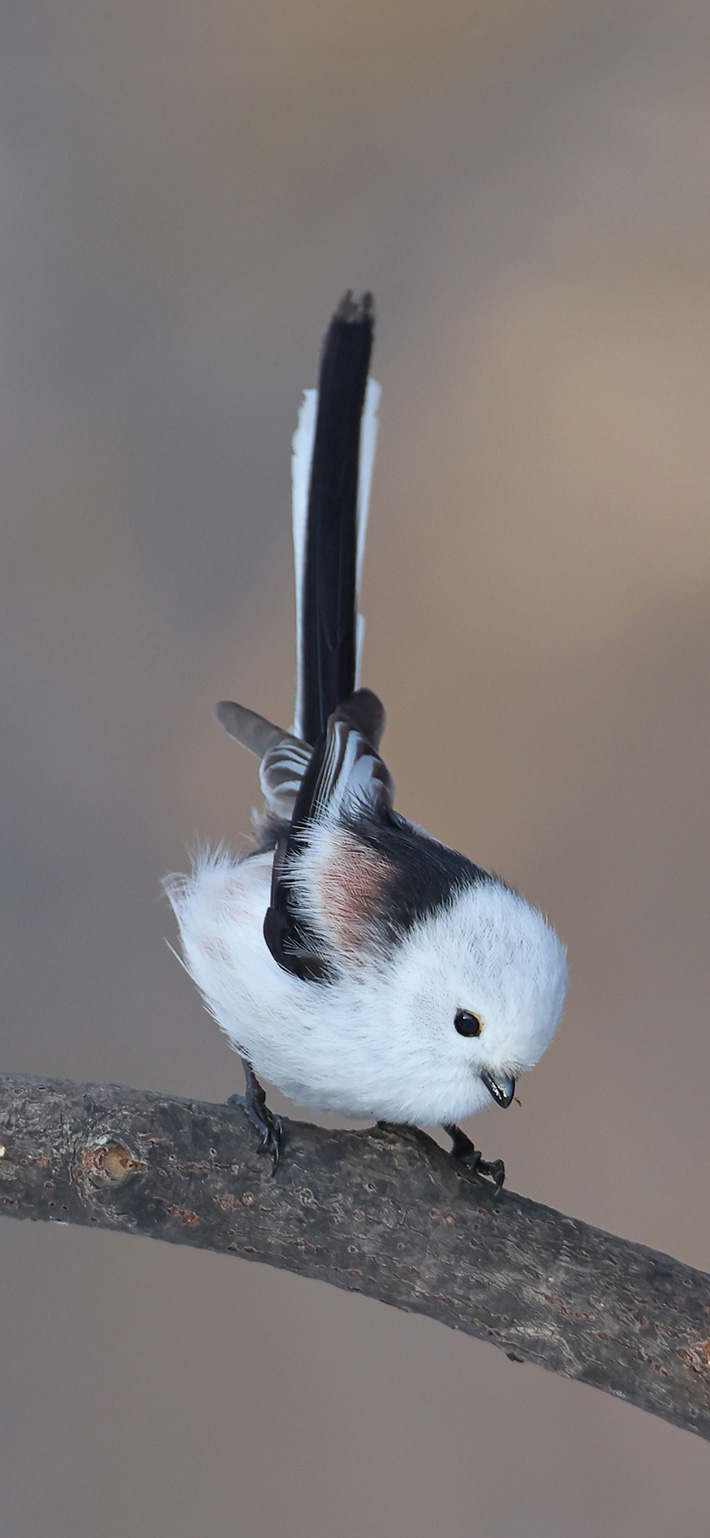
[166,294,567,1188]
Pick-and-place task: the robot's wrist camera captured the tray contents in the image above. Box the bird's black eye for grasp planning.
[455,1009,482,1038]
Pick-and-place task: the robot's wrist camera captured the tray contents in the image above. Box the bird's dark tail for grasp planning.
[291,292,378,746]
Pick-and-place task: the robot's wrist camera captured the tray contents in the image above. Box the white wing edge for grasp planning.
[356,377,381,594]
[291,388,318,738]
[354,375,381,688]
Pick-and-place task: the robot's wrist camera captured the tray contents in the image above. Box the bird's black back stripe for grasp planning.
[344,806,493,941]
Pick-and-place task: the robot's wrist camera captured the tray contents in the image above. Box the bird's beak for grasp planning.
[481,1071,516,1109]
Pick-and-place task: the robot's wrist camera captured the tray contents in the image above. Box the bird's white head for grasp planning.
[377,876,568,1124]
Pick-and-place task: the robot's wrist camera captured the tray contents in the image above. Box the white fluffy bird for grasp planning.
[166,294,567,1187]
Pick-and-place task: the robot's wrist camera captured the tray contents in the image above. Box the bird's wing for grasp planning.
[259,740,312,821]
[263,688,394,980]
[214,700,311,821]
[304,688,393,827]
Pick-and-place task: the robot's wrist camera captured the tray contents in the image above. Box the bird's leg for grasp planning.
[228,1059,283,1172]
[444,1123,505,1194]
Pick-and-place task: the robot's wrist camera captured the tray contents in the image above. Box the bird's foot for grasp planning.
[444,1123,505,1194]
[228,1061,283,1173]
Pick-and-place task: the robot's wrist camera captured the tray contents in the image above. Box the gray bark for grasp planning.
[1,1072,709,1439]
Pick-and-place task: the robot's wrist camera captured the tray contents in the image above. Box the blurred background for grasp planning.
[2,1,710,1533]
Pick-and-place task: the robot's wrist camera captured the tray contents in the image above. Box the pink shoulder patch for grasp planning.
[311,829,390,960]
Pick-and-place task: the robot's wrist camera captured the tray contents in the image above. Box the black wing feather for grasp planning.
[301,292,374,747]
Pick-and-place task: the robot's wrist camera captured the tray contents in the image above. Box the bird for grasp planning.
[165,292,568,1190]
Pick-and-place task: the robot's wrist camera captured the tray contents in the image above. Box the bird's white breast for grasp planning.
[166,848,496,1123]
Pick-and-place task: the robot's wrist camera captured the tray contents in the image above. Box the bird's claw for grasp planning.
[228,1072,283,1174]
[444,1123,506,1195]
[477,1155,505,1194]
[251,1107,283,1171]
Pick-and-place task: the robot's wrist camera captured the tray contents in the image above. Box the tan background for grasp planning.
[2,2,710,1533]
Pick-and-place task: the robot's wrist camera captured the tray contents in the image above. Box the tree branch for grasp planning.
[1,1072,708,1438]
